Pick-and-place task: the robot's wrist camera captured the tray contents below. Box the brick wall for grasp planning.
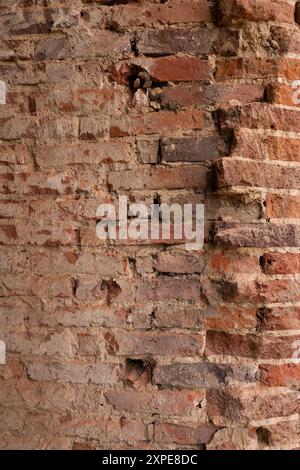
[0,0,300,450]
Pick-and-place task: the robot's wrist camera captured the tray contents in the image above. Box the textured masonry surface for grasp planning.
[1,0,300,450]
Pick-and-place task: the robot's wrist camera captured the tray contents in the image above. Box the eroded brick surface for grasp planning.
[0,0,300,451]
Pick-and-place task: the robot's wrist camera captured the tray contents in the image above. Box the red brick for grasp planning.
[259,364,300,387]
[108,165,208,190]
[271,24,300,54]
[255,419,300,449]
[120,419,147,444]
[257,306,300,331]
[26,360,121,385]
[142,56,211,82]
[35,87,129,116]
[154,362,256,388]
[261,253,300,274]
[266,136,300,162]
[154,305,201,329]
[279,57,300,80]
[154,422,217,445]
[161,136,228,162]
[216,57,280,80]
[2,0,300,450]
[137,27,239,56]
[218,0,295,24]
[106,331,205,357]
[135,277,202,303]
[34,142,133,168]
[112,1,212,29]
[266,194,300,219]
[154,83,263,109]
[207,386,300,424]
[110,109,208,137]
[215,222,300,248]
[267,84,300,107]
[210,251,260,274]
[156,251,205,274]
[217,103,300,133]
[205,305,258,330]
[216,159,300,190]
[105,389,205,415]
[206,330,300,359]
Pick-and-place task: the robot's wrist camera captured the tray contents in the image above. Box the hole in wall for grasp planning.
[123,358,154,388]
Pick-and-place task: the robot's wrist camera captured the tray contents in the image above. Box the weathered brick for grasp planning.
[112,1,213,29]
[217,104,300,133]
[161,136,228,162]
[106,331,205,357]
[216,159,300,190]
[154,422,217,445]
[154,83,263,108]
[135,277,202,303]
[110,109,208,137]
[108,165,208,190]
[156,250,205,274]
[267,84,300,107]
[218,0,295,25]
[266,136,300,162]
[26,360,120,385]
[271,24,300,54]
[210,251,260,275]
[203,276,300,304]
[153,305,202,329]
[34,142,133,168]
[257,306,300,331]
[205,305,258,331]
[105,389,205,415]
[2,0,299,451]
[141,56,212,82]
[261,253,300,274]
[34,86,129,116]
[137,140,158,164]
[216,57,281,80]
[207,386,300,424]
[35,37,71,60]
[266,194,300,219]
[215,222,300,248]
[154,362,256,388]
[255,419,300,449]
[137,27,239,56]
[206,330,300,359]
[259,364,300,387]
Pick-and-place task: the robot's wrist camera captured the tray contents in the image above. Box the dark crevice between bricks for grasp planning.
[71,278,79,298]
[123,358,154,388]
[295,1,300,25]
[157,141,163,164]
[102,279,122,305]
[150,309,157,328]
[131,32,138,56]
[256,427,272,449]
[256,307,271,332]
[110,63,167,98]
[214,0,223,25]
[207,163,219,194]
[263,85,274,103]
